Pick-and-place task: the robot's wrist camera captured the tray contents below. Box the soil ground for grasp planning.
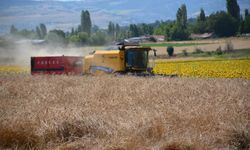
[151,37,250,55]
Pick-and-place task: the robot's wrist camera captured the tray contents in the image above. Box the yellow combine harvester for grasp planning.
[31,42,156,76]
[83,42,156,75]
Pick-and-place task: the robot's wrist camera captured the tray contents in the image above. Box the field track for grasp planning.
[152,37,250,55]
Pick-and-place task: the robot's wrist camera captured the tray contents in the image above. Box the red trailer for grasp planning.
[31,56,83,75]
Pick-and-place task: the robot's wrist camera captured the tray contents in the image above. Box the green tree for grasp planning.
[117,30,130,41]
[170,25,189,40]
[115,24,120,33]
[154,22,173,40]
[108,21,120,40]
[208,11,238,37]
[140,23,153,35]
[129,24,140,37]
[198,8,206,22]
[244,15,250,33]
[47,29,66,46]
[39,24,47,39]
[78,32,89,45]
[10,25,18,34]
[239,9,250,34]
[194,8,207,33]
[71,28,75,36]
[81,11,84,30]
[193,21,207,34]
[69,35,80,44]
[115,23,120,40]
[18,29,36,39]
[89,32,107,45]
[245,9,249,18]
[77,25,81,33]
[36,26,42,39]
[81,10,92,36]
[50,29,65,38]
[92,25,100,33]
[148,25,154,35]
[226,0,240,21]
[167,46,174,56]
[173,4,189,40]
[176,4,187,29]
[85,10,92,36]
[239,15,245,33]
[108,21,115,38]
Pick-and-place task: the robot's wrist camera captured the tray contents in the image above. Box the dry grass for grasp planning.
[0,74,249,150]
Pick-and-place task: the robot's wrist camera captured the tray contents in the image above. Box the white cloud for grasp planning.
[191,11,200,18]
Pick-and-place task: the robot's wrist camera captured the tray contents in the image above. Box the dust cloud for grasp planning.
[0,39,102,66]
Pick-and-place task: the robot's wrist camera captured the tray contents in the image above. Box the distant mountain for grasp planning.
[0,0,249,34]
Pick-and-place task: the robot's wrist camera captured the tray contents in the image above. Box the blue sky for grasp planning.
[0,0,250,34]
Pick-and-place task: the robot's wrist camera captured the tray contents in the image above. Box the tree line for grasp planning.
[10,23,47,39]
[9,0,250,46]
[154,0,249,40]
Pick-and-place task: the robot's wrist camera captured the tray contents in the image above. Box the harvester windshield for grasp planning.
[125,49,148,71]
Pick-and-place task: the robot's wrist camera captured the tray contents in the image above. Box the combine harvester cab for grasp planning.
[31,56,83,75]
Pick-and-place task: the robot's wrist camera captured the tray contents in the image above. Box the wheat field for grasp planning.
[0,74,249,150]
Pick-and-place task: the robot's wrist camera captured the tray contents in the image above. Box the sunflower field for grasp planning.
[153,59,250,79]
